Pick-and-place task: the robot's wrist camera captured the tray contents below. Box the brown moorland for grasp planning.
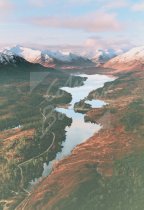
[20,69,144,210]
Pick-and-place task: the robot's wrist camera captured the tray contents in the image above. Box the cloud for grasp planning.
[84,36,134,50]
[0,0,13,11]
[28,0,129,8]
[0,0,14,21]
[103,1,129,10]
[28,0,47,7]
[132,2,144,11]
[29,12,122,32]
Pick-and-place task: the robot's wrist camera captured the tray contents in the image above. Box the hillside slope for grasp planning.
[104,46,144,71]
[1,46,92,68]
[19,69,144,210]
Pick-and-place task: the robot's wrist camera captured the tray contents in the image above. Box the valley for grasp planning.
[0,63,86,209]
[18,68,144,210]
[1,1,144,209]
[0,45,144,210]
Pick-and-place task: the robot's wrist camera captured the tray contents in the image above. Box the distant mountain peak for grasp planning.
[81,48,126,66]
[1,46,92,67]
[3,46,42,63]
[0,51,27,66]
[104,45,144,71]
[0,45,128,68]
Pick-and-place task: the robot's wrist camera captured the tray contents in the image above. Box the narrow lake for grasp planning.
[32,74,115,182]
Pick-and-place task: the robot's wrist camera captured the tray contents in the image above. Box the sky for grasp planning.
[0,0,144,50]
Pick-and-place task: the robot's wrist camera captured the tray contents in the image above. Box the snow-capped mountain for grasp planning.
[92,49,118,65]
[0,45,129,68]
[1,46,91,67]
[0,51,26,66]
[104,46,144,71]
[81,48,126,66]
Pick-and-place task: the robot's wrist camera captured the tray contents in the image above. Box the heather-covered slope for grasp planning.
[22,69,144,210]
[0,61,86,209]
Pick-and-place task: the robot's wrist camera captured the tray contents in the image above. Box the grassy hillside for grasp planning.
[0,63,85,208]
[23,69,144,210]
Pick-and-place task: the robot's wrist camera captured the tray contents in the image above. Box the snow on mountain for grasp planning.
[5,46,41,62]
[1,46,91,67]
[104,46,144,71]
[2,46,43,64]
[42,50,84,62]
[0,45,129,68]
[0,51,25,65]
[81,48,125,66]
[92,49,117,64]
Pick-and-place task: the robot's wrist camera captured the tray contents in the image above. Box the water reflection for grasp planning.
[33,74,114,183]
[61,74,114,107]
[85,99,107,108]
[55,108,100,158]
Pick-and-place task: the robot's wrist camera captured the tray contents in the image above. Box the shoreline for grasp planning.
[22,69,144,210]
[14,73,115,209]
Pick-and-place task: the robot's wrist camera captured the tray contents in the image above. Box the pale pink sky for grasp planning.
[0,0,144,49]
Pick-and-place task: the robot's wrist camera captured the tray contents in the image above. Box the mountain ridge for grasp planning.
[104,46,144,71]
[0,45,127,68]
[0,51,29,66]
[1,46,92,68]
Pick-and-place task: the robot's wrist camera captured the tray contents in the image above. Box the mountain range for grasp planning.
[1,45,144,72]
[0,46,91,68]
[83,48,124,65]
[0,51,27,66]
[0,45,125,67]
[104,46,144,71]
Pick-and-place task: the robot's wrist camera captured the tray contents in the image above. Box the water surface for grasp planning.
[38,74,115,180]
[85,99,107,108]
